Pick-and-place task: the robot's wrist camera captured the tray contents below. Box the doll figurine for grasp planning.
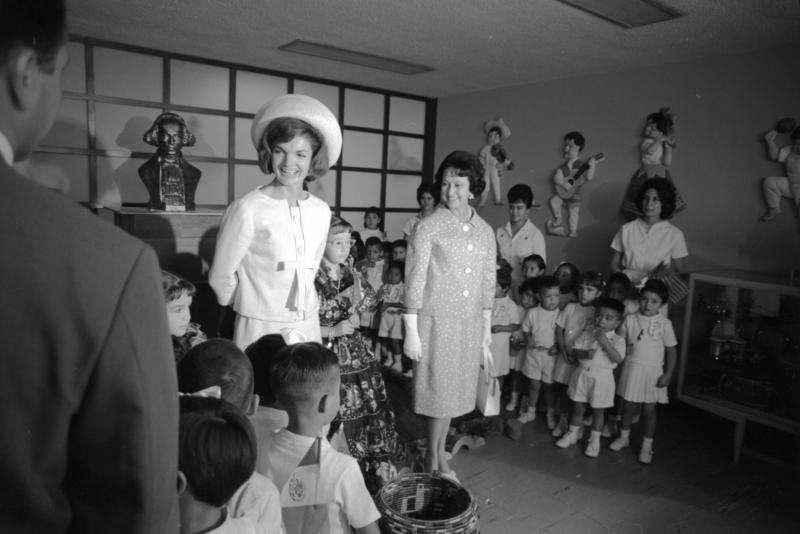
[479,117,514,206]
[138,112,202,212]
[545,131,604,238]
[759,117,800,222]
[620,107,685,220]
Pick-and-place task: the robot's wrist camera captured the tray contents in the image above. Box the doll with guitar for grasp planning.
[546,131,605,237]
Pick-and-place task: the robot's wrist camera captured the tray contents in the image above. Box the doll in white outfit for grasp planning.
[610,279,677,464]
[556,298,626,459]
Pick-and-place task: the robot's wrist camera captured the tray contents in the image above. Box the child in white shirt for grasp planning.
[360,206,387,242]
[555,298,626,458]
[376,261,406,372]
[491,265,521,394]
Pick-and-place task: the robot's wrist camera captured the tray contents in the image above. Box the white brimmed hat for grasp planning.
[251,94,342,166]
[484,117,511,140]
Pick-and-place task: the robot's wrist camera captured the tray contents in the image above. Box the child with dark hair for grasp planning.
[360,206,386,242]
[506,273,541,414]
[610,279,677,464]
[178,396,259,534]
[162,270,207,364]
[178,339,282,534]
[391,239,407,263]
[376,260,406,372]
[516,276,561,425]
[356,236,385,341]
[553,262,580,309]
[605,272,640,316]
[551,271,605,436]
[491,265,521,397]
[496,183,546,300]
[260,343,380,534]
[556,298,626,458]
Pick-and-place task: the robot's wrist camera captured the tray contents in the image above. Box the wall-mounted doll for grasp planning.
[620,107,685,220]
[759,117,800,222]
[545,131,604,238]
[138,112,202,212]
[479,118,514,206]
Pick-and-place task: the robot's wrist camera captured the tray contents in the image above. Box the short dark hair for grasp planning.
[0,0,66,72]
[177,339,254,412]
[646,108,675,136]
[519,276,540,296]
[387,260,405,281]
[179,397,256,507]
[364,236,382,249]
[244,334,287,405]
[434,151,486,198]
[416,183,439,204]
[641,278,670,304]
[496,268,512,291]
[564,131,586,151]
[536,275,560,294]
[392,239,407,250]
[259,117,328,178]
[607,272,632,292]
[364,206,382,218]
[554,262,580,286]
[579,271,605,291]
[522,254,546,274]
[636,178,677,220]
[507,183,534,208]
[594,297,625,319]
[269,342,339,408]
[162,270,196,302]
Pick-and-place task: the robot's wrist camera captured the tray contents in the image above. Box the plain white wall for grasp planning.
[435,45,800,277]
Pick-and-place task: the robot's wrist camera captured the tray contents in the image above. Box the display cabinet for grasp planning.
[677,270,800,464]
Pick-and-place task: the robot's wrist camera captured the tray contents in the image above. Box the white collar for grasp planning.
[0,130,13,166]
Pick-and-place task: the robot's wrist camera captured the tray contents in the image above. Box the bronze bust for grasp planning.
[138,112,202,212]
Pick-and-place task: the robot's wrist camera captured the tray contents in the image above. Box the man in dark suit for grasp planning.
[0,2,179,532]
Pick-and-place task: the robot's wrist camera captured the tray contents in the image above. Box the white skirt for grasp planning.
[233,313,321,350]
[616,361,669,404]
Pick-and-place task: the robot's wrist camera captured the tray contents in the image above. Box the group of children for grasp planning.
[489,257,677,464]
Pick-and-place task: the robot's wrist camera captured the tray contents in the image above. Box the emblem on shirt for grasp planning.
[287,473,305,502]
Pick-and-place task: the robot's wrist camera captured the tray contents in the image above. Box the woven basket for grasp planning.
[376,472,479,533]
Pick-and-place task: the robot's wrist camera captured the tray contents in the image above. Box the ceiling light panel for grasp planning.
[278,40,434,75]
[557,0,684,28]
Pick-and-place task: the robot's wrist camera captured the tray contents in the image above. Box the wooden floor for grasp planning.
[445,403,800,534]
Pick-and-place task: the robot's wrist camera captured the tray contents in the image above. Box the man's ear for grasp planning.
[7,48,40,111]
[317,393,329,414]
[176,471,187,495]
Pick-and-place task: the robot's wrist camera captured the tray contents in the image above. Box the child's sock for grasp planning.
[639,437,654,464]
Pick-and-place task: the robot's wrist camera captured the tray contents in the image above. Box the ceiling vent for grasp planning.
[278,40,434,75]
[557,0,684,28]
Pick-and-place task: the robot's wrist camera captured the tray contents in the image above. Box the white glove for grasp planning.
[482,309,492,350]
[402,314,422,361]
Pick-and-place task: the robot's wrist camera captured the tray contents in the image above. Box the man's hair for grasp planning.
[161,270,196,302]
[0,0,67,73]
[244,333,287,405]
[269,342,339,408]
[177,339,254,413]
[179,397,256,508]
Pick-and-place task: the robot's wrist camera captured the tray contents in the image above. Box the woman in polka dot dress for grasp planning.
[403,150,496,481]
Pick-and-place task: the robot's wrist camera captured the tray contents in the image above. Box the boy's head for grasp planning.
[245,333,288,406]
[269,342,341,427]
[162,270,196,337]
[496,267,512,297]
[506,184,538,225]
[364,236,383,262]
[178,338,255,414]
[536,275,560,311]
[593,297,625,332]
[606,272,633,302]
[178,396,256,508]
[640,279,669,316]
[363,207,382,230]
[386,261,404,285]
[518,277,539,309]
[578,271,604,306]
[522,254,546,279]
[391,239,407,262]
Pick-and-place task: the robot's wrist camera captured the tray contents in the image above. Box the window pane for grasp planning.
[21,153,90,203]
[389,97,425,134]
[192,162,228,205]
[42,98,87,148]
[235,117,258,160]
[63,41,85,93]
[234,164,265,199]
[387,136,423,171]
[95,47,162,101]
[341,171,380,207]
[293,81,339,118]
[95,103,161,153]
[385,174,422,209]
[344,89,383,129]
[384,212,412,240]
[342,131,382,168]
[306,170,336,207]
[98,155,147,204]
[236,71,287,113]
[180,112,229,158]
[171,60,229,110]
